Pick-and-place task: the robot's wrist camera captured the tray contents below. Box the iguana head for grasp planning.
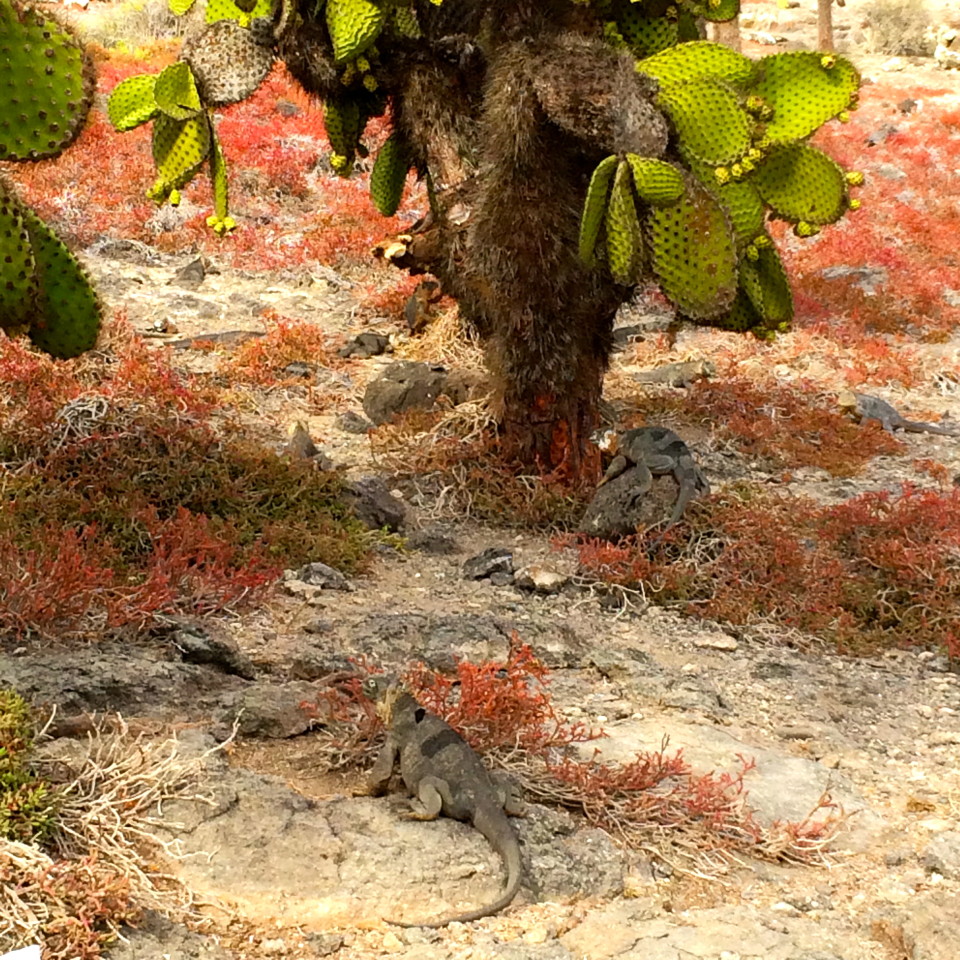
[591,428,619,453]
[837,389,858,411]
[361,675,405,723]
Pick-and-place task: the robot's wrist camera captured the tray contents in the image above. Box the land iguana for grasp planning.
[360,675,524,928]
[632,358,716,389]
[596,426,710,527]
[838,390,960,437]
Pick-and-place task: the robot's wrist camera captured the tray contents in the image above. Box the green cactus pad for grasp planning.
[579,155,618,266]
[695,0,740,23]
[625,155,685,206]
[677,8,702,42]
[750,52,859,143]
[647,176,738,319]
[324,95,362,170]
[169,0,197,15]
[718,180,765,247]
[391,4,420,39]
[615,0,678,58]
[708,287,764,333]
[370,134,410,216]
[752,143,847,225]
[637,41,756,87]
[738,243,792,325]
[181,19,275,107]
[0,1,95,161]
[210,127,229,221]
[152,113,212,196]
[0,176,37,332]
[326,0,386,64]
[22,208,101,358]
[605,160,643,286]
[107,74,159,132]
[154,62,202,120]
[205,0,272,24]
[658,79,753,166]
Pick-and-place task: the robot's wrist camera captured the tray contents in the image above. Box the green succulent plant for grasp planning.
[0,0,102,359]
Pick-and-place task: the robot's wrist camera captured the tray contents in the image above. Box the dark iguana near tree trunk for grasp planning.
[361,676,524,928]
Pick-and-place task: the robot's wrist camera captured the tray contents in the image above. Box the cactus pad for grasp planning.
[637,41,756,87]
[738,243,792,325]
[154,62,202,120]
[22,208,101,358]
[370,134,410,216]
[615,0,678,59]
[326,0,386,64]
[605,159,643,286]
[625,155,685,206]
[647,177,738,318]
[579,155,618,266]
[752,144,847,225]
[658,79,753,166]
[750,52,859,143]
[107,74,159,131]
[694,0,741,22]
[205,0,273,25]
[324,95,363,172]
[181,19,275,107]
[0,1,94,161]
[169,0,197,15]
[151,113,212,197]
[0,176,37,332]
[716,180,765,247]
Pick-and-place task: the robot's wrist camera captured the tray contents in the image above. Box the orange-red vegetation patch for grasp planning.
[572,483,960,661]
[635,377,902,475]
[0,323,372,640]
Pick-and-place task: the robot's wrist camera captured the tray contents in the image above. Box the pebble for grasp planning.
[693,635,739,651]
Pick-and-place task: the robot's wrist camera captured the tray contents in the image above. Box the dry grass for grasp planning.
[1,717,227,958]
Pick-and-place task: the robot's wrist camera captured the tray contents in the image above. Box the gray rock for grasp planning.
[944,288,960,308]
[463,547,514,580]
[297,561,351,590]
[172,621,256,680]
[406,527,460,555]
[514,564,569,595]
[923,830,960,878]
[335,409,375,434]
[362,360,449,425]
[338,331,391,359]
[578,467,681,540]
[881,891,960,960]
[107,911,230,960]
[283,360,315,378]
[170,257,207,289]
[874,163,907,181]
[490,570,515,587]
[342,475,406,532]
[820,265,888,296]
[304,932,345,956]
[217,681,323,738]
[302,618,335,635]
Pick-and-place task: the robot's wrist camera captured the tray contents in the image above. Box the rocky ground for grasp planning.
[5,2,960,958]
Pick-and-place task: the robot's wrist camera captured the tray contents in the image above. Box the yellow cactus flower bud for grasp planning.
[845,171,864,186]
[849,198,862,210]
[356,56,370,73]
[731,163,744,180]
[745,244,759,261]
[794,221,820,238]
[714,166,731,185]
[837,111,851,123]
[168,188,181,206]
[821,55,836,69]
[753,234,772,249]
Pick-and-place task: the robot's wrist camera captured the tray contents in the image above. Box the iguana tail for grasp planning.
[383,803,522,928]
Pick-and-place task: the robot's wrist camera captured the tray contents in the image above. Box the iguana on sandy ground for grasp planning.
[596,426,710,527]
[631,358,716,389]
[361,675,524,928]
[838,390,960,437]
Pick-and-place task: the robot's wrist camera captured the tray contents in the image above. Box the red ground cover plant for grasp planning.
[572,482,960,661]
[306,644,845,868]
[0,322,373,639]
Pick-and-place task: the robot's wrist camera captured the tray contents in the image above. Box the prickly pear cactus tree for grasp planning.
[109,0,863,480]
[0,0,102,359]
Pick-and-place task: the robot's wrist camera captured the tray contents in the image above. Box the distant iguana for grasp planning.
[838,390,960,437]
[361,676,524,928]
[632,358,716,389]
[597,426,710,527]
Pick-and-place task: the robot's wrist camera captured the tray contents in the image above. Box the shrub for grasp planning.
[0,691,60,845]
[861,0,935,57]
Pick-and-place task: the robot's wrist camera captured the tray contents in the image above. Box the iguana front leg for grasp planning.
[492,773,527,817]
[598,453,629,487]
[367,735,400,796]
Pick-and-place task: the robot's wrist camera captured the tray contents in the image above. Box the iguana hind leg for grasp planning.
[403,775,450,820]
[491,773,526,816]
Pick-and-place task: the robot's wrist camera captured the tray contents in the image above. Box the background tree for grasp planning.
[108,0,863,482]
